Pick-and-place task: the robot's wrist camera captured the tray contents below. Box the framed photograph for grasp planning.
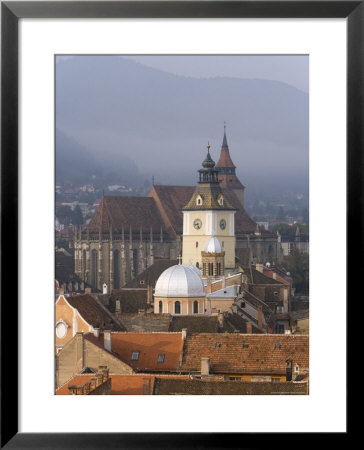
[1,0,356,447]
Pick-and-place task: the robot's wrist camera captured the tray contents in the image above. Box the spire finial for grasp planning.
[222,123,228,147]
[177,254,182,265]
[207,141,211,153]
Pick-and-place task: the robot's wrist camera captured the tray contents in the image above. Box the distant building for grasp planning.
[74,130,282,291]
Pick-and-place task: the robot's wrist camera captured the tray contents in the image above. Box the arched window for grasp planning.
[159,301,163,314]
[91,249,98,287]
[174,301,181,314]
[82,250,86,275]
[193,301,198,314]
[113,250,120,289]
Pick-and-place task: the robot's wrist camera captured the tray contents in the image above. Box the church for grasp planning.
[74,130,281,291]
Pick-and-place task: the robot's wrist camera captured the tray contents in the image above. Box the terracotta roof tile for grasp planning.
[66,294,125,331]
[153,378,308,395]
[85,196,168,237]
[109,289,149,313]
[180,333,309,375]
[56,373,190,395]
[84,332,184,373]
[123,259,177,288]
[169,316,220,333]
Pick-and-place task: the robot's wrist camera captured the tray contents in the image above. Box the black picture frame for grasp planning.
[1,1,356,447]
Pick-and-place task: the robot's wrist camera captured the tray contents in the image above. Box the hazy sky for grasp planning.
[56,55,308,192]
[124,55,309,92]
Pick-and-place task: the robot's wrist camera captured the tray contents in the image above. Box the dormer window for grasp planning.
[196,195,203,206]
[294,364,300,374]
[217,195,224,206]
[131,351,140,361]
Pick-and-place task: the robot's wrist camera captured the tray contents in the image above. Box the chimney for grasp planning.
[90,377,97,390]
[182,328,187,340]
[85,287,91,294]
[286,359,293,381]
[59,288,64,295]
[146,284,153,304]
[115,300,121,313]
[257,306,263,330]
[246,322,253,334]
[93,328,100,338]
[222,276,226,288]
[104,330,112,352]
[201,357,210,376]
[256,263,264,273]
[272,272,277,280]
[217,313,224,329]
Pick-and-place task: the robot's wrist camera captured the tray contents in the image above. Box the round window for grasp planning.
[56,322,67,339]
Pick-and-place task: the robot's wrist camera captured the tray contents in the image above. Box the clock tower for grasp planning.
[182,143,236,269]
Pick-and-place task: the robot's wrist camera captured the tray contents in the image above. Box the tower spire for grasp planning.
[222,121,228,148]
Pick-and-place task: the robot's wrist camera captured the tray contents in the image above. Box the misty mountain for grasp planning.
[56,129,141,187]
[56,56,308,190]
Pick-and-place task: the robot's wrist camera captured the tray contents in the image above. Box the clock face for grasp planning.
[220,219,227,230]
[193,218,202,230]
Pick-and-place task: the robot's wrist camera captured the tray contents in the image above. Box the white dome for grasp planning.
[155,265,205,298]
[188,264,201,277]
[204,237,223,253]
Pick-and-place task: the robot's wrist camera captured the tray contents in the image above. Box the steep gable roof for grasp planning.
[66,294,125,331]
[85,196,168,237]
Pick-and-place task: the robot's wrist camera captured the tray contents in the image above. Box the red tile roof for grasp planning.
[66,294,125,331]
[85,196,168,237]
[84,332,184,373]
[180,333,309,375]
[56,373,190,395]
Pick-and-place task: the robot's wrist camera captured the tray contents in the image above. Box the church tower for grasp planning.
[182,143,236,270]
[215,125,245,207]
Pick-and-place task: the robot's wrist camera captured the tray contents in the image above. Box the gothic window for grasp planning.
[174,301,181,314]
[91,249,98,287]
[193,301,198,314]
[159,301,163,314]
[82,250,86,275]
[113,250,120,289]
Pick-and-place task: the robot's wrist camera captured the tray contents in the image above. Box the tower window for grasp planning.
[158,301,163,314]
[196,241,198,248]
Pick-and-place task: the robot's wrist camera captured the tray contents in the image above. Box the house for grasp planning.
[55,330,185,388]
[55,293,124,353]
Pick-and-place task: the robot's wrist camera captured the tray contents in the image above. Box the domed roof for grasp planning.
[188,264,201,277]
[204,237,223,254]
[154,265,205,298]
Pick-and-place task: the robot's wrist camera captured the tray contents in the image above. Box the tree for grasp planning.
[285,246,309,294]
[71,205,83,226]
